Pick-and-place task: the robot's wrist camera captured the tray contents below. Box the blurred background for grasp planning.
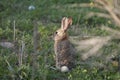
[0,0,120,80]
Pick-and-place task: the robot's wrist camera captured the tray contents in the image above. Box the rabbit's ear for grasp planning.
[61,17,66,30]
[61,17,72,31]
[68,17,72,25]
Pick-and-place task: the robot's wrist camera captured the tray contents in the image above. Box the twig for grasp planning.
[31,20,39,80]
[18,40,25,66]
[101,25,120,39]
[13,20,16,42]
[95,0,120,26]
[85,12,111,19]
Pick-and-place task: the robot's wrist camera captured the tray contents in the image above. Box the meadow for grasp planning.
[0,0,120,80]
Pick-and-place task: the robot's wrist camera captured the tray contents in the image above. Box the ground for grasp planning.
[0,0,120,80]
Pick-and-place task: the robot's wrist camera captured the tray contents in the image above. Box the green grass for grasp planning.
[0,0,120,80]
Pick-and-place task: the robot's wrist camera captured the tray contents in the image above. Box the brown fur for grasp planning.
[54,17,75,70]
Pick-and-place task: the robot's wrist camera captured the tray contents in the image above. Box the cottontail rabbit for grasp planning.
[54,17,76,72]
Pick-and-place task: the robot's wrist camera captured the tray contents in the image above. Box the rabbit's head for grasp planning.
[54,17,72,41]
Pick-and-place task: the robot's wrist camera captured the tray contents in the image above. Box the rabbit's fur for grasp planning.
[54,17,76,72]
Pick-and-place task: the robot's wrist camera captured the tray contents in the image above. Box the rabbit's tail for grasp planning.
[61,66,69,72]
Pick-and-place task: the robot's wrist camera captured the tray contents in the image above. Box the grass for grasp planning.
[0,0,120,80]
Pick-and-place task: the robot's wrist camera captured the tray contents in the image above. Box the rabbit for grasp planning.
[54,17,76,72]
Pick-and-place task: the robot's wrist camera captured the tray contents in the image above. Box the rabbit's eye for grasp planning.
[55,31,58,34]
